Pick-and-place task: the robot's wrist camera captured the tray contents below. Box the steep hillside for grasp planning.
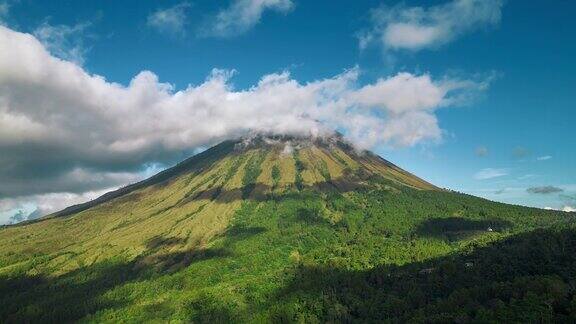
[0,135,574,323]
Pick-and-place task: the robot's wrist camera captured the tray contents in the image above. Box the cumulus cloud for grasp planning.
[147,2,191,36]
[360,0,503,52]
[527,186,564,194]
[202,0,293,37]
[0,168,142,198]
[0,25,490,221]
[474,168,508,180]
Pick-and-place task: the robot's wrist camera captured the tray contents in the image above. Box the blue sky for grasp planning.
[0,0,575,224]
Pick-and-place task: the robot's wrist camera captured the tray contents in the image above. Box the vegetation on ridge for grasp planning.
[0,137,574,322]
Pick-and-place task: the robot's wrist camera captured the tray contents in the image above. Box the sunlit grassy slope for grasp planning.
[0,135,575,323]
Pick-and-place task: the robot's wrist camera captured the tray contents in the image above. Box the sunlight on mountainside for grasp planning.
[1,136,573,322]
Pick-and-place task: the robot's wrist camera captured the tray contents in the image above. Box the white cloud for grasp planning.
[33,22,91,65]
[203,0,293,37]
[361,0,503,52]
[537,155,552,161]
[542,206,576,213]
[0,188,115,225]
[563,206,576,213]
[474,168,508,180]
[281,142,293,156]
[518,174,537,181]
[0,25,491,219]
[147,2,191,36]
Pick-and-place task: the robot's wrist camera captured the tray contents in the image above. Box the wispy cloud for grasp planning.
[201,0,293,37]
[474,168,508,180]
[147,2,191,36]
[527,186,564,194]
[0,0,18,25]
[475,146,488,157]
[512,146,530,159]
[544,206,576,213]
[33,21,91,65]
[560,194,576,203]
[537,155,552,161]
[517,174,537,181]
[360,0,503,53]
[0,1,9,24]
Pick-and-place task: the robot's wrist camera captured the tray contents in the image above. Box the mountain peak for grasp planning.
[234,131,348,150]
[46,135,435,220]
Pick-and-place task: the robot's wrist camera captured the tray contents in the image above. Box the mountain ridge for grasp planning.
[43,134,437,221]
[0,134,574,322]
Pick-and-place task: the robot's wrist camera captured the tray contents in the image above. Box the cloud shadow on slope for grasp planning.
[267,226,576,322]
[0,222,267,323]
[415,217,513,241]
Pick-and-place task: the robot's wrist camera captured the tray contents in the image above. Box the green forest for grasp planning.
[2,182,575,322]
[0,139,574,323]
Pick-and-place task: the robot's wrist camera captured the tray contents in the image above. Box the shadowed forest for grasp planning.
[1,182,575,323]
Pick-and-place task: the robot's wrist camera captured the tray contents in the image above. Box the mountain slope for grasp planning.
[0,135,574,323]
[1,136,436,274]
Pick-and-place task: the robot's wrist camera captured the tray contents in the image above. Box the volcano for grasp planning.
[1,135,574,323]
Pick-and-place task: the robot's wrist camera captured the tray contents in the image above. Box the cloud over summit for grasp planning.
[0,25,489,219]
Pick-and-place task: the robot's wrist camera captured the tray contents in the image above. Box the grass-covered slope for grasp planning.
[0,136,574,323]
